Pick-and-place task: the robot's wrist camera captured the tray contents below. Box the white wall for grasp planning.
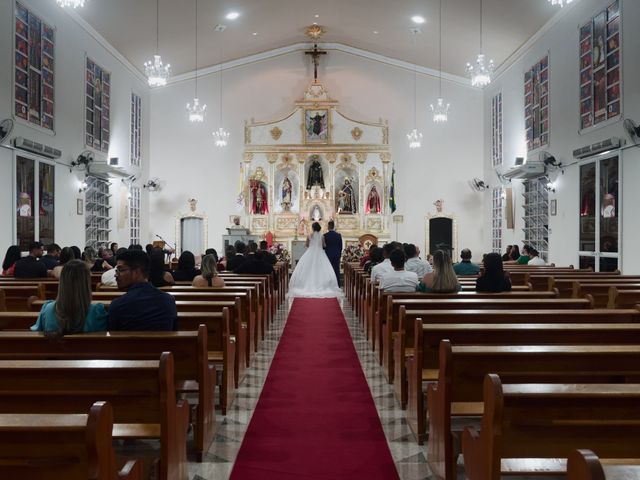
[483,0,640,273]
[149,49,485,258]
[0,0,150,253]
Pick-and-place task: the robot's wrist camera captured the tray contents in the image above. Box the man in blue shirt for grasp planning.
[453,248,481,276]
[107,249,177,331]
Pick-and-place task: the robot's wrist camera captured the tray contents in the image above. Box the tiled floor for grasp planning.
[188,297,434,480]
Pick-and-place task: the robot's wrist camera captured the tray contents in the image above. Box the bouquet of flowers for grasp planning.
[341,244,365,264]
[269,243,291,265]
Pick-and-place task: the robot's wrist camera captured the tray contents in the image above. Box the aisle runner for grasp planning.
[230,298,399,480]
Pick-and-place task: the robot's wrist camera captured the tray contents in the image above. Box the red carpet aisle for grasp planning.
[230,298,400,480]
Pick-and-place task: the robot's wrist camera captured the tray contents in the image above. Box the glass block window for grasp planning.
[14,2,55,130]
[525,55,549,152]
[85,176,111,250]
[85,57,111,152]
[491,92,503,167]
[522,178,549,261]
[129,186,141,246]
[130,93,142,167]
[579,0,621,130]
[491,187,504,254]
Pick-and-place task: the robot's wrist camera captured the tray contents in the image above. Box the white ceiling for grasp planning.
[75,0,560,79]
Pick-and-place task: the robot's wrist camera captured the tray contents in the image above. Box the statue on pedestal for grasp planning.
[281,175,293,212]
[365,186,381,214]
[306,157,325,189]
[251,181,269,215]
[337,178,357,214]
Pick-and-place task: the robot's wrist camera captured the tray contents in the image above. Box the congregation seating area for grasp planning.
[0,263,288,479]
[344,262,640,479]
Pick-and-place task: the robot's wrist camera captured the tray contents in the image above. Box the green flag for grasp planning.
[389,166,397,213]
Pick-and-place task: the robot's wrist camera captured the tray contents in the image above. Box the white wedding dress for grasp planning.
[288,232,342,298]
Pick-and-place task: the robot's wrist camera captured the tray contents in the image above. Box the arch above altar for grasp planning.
[241,81,392,249]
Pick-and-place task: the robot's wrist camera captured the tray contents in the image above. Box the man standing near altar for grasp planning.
[324,220,342,286]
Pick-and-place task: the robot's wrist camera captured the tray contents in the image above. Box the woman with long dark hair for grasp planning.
[31,260,107,335]
[51,247,75,279]
[1,245,21,276]
[149,249,174,287]
[476,252,512,292]
[171,251,200,281]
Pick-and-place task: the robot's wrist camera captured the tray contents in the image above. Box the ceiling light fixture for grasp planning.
[225,11,239,20]
[411,15,425,24]
[431,0,450,123]
[406,30,422,149]
[465,0,494,87]
[56,0,85,8]
[144,0,171,87]
[548,0,574,6]
[186,0,206,122]
[213,43,229,147]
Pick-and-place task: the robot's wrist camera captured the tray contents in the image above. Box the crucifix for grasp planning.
[305,44,327,81]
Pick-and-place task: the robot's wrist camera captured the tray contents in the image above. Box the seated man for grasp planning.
[107,250,177,331]
[379,249,419,293]
[370,243,396,284]
[404,243,432,278]
[453,248,481,275]
[259,240,277,266]
[227,241,247,272]
[40,243,60,270]
[14,241,48,278]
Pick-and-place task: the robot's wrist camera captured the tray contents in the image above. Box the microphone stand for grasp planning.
[155,235,176,262]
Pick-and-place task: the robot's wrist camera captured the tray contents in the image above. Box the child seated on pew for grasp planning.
[192,254,225,288]
[31,260,107,335]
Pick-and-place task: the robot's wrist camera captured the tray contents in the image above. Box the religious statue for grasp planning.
[17,192,32,217]
[281,175,293,212]
[308,112,326,137]
[297,217,308,237]
[306,158,325,189]
[434,199,444,214]
[365,185,381,214]
[312,206,322,221]
[188,198,198,215]
[251,181,269,215]
[337,178,357,214]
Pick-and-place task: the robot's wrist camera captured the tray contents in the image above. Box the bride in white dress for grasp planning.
[288,222,342,298]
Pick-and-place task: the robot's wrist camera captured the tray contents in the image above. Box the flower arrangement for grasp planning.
[269,243,291,264]
[341,243,365,264]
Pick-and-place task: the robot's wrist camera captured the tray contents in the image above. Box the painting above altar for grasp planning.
[240,80,392,246]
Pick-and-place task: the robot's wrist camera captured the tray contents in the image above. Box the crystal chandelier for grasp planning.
[431,0,450,123]
[56,0,85,7]
[186,0,206,122]
[407,129,423,149]
[466,0,494,87]
[213,127,230,147]
[144,0,170,87]
[548,0,573,6]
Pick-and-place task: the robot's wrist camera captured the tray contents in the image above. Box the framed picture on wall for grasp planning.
[550,199,557,216]
[304,109,329,144]
[76,198,83,215]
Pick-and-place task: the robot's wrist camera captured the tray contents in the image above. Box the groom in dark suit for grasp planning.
[324,221,343,286]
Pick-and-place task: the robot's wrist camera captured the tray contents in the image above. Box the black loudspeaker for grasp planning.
[429,217,453,259]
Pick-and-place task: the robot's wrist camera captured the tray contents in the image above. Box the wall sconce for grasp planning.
[78,180,88,193]
[545,181,556,193]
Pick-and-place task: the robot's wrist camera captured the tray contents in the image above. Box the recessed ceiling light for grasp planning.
[314,14,319,18]
[252,32,258,36]
[214,24,227,32]
[411,15,425,24]
[373,30,379,34]
[225,11,240,20]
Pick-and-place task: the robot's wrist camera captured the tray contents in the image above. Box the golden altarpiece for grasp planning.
[241,81,392,250]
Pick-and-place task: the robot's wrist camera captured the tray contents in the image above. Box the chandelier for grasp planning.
[186,0,206,122]
[466,0,494,87]
[407,129,423,149]
[56,0,85,7]
[431,0,450,123]
[406,30,423,149]
[144,0,170,87]
[548,0,573,6]
[213,127,230,147]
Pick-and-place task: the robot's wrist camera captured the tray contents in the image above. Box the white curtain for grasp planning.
[181,217,203,255]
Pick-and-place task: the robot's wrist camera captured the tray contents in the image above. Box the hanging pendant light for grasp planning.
[56,0,85,8]
[465,0,494,87]
[144,0,171,87]
[186,0,206,122]
[548,0,574,6]
[406,30,422,149]
[431,0,450,123]
[213,60,229,147]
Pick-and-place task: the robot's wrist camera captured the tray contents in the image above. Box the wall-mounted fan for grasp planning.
[143,177,163,192]
[71,150,94,170]
[0,119,14,144]
[624,119,640,145]
[468,177,490,192]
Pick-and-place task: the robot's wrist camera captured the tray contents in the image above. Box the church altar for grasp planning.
[238,81,392,253]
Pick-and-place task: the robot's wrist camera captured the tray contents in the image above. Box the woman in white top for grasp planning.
[288,222,341,298]
[527,247,547,266]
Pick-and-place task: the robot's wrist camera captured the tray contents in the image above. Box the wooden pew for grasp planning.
[0,353,189,480]
[567,449,640,480]
[407,318,640,444]
[550,276,640,297]
[0,284,45,311]
[0,325,219,461]
[462,375,640,480]
[608,287,640,309]
[574,282,640,307]
[0,401,143,480]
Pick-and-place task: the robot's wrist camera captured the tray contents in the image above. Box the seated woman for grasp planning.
[192,254,225,288]
[171,251,200,281]
[1,245,21,276]
[476,252,512,292]
[51,247,76,279]
[31,259,107,335]
[527,247,546,266]
[364,246,383,274]
[418,250,461,293]
[149,249,175,287]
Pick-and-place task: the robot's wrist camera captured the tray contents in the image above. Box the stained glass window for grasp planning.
[130,93,142,167]
[579,0,621,130]
[491,92,503,167]
[85,57,111,152]
[14,2,55,131]
[524,55,549,152]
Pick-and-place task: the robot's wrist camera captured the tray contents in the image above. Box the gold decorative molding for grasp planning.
[276,154,294,170]
[356,152,367,164]
[382,126,389,145]
[296,153,307,164]
[366,167,381,183]
[379,152,391,164]
[305,24,326,40]
[243,152,254,163]
[250,166,267,182]
[267,153,278,164]
[270,127,282,141]
[351,127,363,141]
[326,152,337,163]
[244,125,251,144]
[244,145,390,153]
